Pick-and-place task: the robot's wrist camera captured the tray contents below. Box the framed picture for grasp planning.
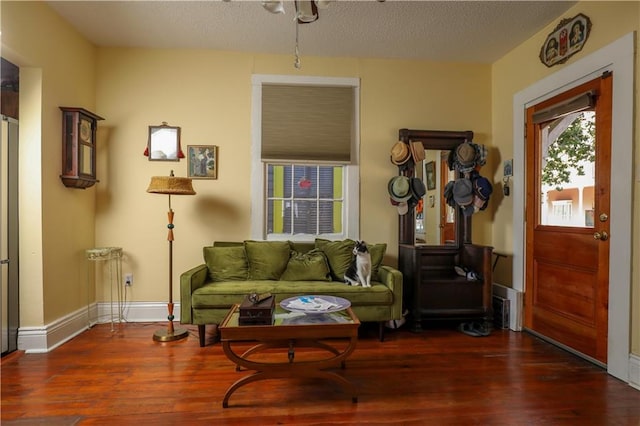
[503,159,513,177]
[148,123,181,161]
[539,13,591,68]
[425,161,436,190]
[187,145,218,179]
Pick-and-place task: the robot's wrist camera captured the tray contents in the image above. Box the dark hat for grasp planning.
[447,149,456,171]
[388,176,412,202]
[452,178,473,207]
[456,143,476,167]
[473,176,493,201]
[390,141,411,166]
[407,177,426,209]
[444,180,455,207]
[410,177,426,199]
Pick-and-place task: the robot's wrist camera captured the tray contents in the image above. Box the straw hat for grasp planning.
[387,176,412,202]
[390,141,411,165]
[409,141,425,163]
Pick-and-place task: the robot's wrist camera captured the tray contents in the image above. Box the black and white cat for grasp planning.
[344,240,372,287]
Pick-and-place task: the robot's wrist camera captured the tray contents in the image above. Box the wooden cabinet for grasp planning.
[394,128,493,331]
[60,107,104,189]
[399,243,493,331]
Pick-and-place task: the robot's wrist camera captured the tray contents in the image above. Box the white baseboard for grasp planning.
[17,302,180,353]
[630,354,640,391]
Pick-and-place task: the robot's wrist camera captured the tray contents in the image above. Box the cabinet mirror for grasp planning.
[414,150,457,245]
[397,128,473,247]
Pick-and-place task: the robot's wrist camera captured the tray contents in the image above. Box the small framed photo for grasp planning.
[503,159,513,177]
[148,123,181,161]
[187,145,218,179]
[425,161,436,190]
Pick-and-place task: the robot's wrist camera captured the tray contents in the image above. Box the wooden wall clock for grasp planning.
[59,107,104,189]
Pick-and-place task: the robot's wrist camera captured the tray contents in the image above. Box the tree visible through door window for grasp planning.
[539,111,595,227]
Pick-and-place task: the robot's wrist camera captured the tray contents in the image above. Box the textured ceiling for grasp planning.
[46,0,576,64]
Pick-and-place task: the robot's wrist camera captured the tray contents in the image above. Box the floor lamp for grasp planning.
[147,170,196,342]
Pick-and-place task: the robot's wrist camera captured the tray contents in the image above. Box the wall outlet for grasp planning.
[124,273,133,286]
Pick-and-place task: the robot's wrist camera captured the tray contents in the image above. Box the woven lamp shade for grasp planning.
[147,176,196,195]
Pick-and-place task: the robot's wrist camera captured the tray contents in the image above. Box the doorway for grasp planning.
[1,115,19,356]
[524,75,612,365]
[1,57,19,356]
[512,33,633,381]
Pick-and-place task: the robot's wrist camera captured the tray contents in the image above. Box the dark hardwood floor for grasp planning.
[2,322,640,425]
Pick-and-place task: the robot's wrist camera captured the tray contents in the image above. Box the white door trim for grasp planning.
[512,32,634,382]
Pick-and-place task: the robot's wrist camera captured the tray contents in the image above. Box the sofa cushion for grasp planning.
[203,246,248,282]
[244,240,291,280]
[288,241,315,254]
[367,242,387,281]
[191,280,393,309]
[315,238,355,282]
[280,249,331,281]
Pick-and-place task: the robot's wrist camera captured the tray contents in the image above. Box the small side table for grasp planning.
[86,247,123,331]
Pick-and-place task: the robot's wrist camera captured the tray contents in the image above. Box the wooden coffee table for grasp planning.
[218,303,360,408]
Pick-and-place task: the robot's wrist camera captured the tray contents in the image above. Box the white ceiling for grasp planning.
[46,0,576,64]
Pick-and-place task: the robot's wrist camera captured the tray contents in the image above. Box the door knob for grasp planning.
[593,231,609,241]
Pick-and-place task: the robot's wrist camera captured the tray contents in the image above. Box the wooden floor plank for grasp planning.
[2,323,639,425]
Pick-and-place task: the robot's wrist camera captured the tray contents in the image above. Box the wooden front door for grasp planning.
[524,74,612,364]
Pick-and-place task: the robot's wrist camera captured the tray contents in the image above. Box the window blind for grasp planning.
[532,91,595,124]
[261,84,354,162]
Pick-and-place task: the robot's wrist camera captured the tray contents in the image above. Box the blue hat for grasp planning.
[474,176,493,201]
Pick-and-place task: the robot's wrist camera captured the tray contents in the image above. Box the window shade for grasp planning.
[532,91,595,124]
[261,84,354,162]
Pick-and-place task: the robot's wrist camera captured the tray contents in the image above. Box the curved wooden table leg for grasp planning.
[222,371,270,408]
[235,339,345,371]
[221,337,358,408]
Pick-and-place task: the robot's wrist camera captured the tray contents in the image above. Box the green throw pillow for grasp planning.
[280,249,331,281]
[203,246,248,282]
[244,240,291,280]
[315,238,355,282]
[367,242,387,281]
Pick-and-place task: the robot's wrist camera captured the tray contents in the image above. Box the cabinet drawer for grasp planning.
[419,279,484,310]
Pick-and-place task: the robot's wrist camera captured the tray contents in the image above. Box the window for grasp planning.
[251,75,360,241]
[266,164,343,236]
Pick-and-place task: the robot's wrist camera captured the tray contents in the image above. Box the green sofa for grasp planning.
[180,239,403,346]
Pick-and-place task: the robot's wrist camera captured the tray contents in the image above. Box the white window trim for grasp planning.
[250,74,360,241]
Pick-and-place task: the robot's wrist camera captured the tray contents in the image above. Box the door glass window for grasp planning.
[539,111,595,227]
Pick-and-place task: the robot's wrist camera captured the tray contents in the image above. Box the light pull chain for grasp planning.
[294,13,301,69]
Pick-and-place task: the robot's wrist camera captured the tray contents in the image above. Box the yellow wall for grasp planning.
[1,1,97,326]
[491,2,640,353]
[94,49,491,303]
